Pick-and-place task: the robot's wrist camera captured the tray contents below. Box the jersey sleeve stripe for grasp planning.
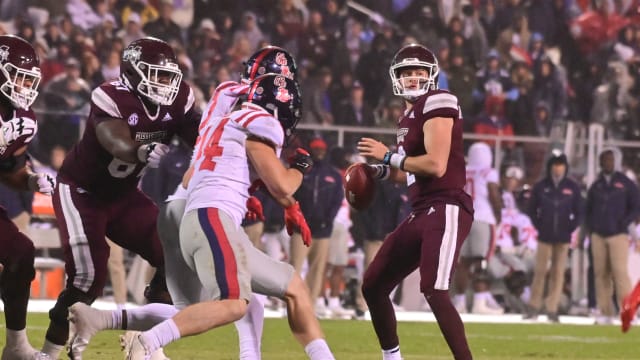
[240,113,270,128]
[184,86,195,114]
[423,93,458,114]
[91,88,121,118]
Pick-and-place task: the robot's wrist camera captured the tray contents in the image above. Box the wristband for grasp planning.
[369,164,390,180]
[389,153,407,170]
[382,151,393,165]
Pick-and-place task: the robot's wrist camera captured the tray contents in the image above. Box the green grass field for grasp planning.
[1,313,639,359]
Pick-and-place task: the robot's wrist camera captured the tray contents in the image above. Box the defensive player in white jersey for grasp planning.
[453,141,504,314]
[68,74,334,359]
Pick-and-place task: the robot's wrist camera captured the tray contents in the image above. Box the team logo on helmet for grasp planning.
[275,87,292,102]
[123,46,142,62]
[0,45,9,63]
[275,52,288,66]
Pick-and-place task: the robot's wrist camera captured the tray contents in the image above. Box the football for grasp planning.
[343,163,375,210]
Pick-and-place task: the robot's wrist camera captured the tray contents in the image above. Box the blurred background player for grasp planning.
[622,280,640,332]
[357,43,474,360]
[43,37,202,360]
[453,141,504,315]
[0,34,54,360]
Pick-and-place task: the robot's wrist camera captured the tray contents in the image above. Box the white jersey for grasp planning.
[464,166,499,224]
[186,102,284,226]
[496,191,537,250]
[164,81,249,203]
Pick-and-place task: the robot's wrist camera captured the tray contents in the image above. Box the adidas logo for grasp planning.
[161,113,172,122]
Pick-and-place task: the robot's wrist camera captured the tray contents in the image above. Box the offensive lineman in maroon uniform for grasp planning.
[357,44,474,359]
[40,37,201,359]
[0,35,55,360]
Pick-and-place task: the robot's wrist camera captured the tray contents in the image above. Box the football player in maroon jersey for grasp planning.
[357,43,474,360]
[40,37,202,360]
[0,34,54,360]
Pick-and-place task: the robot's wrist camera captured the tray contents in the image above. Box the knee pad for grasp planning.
[48,287,96,326]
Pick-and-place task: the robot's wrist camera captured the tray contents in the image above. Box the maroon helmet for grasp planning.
[0,35,41,109]
[120,37,182,106]
[389,43,439,101]
[242,45,297,83]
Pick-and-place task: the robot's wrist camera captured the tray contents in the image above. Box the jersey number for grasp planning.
[196,118,229,171]
[108,158,137,178]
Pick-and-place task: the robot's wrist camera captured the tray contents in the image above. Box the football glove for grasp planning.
[0,117,37,147]
[285,202,312,246]
[245,195,265,222]
[288,148,313,174]
[29,173,55,195]
[137,142,170,168]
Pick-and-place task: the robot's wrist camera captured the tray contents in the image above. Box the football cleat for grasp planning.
[121,332,170,360]
[1,347,51,360]
[67,303,107,360]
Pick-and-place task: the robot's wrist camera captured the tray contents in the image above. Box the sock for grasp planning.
[328,297,341,309]
[382,345,402,360]
[304,338,335,360]
[142,319,181,354]
[5,329,29,349]
[41,340,64,358]
[126,303,179,331]
[234,294,264,360]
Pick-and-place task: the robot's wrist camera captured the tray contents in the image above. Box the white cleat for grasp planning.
[120,331,170,360]
[1,347,51,360]
[328,305,355,319]
[67,303,106,360]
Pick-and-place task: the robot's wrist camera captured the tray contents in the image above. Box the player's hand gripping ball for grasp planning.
[343,163,375,210]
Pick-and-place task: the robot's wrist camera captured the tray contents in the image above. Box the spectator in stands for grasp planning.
[448,50,476,129]
[473,50,518,115]
[496,11,530,66]
[333,82,374,127]
[332,17,366,73]
[233,11,265,53]
[473,95,515,149]
[355,34,393,108]
[585,147,639,324]
[301,66,334,124]
[531,56,567,122]
[143,0,183,45]
[120,0,158,27]
[66,0,102,31]
[270,0,305,54]
[117,12,147,46]
[299,9,333,69]
[525,151,582,322]
[100,49,120,82]
[80,51,104,88]
[41,57,91,150]
[377,98,404,128]
[291,138,343,316]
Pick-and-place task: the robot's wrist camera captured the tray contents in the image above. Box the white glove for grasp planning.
[137,142,170,168]
[0,117,37,147]
[29,173,55,195]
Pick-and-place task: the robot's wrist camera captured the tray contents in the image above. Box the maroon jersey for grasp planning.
[397,89,472,213]
[58,80,199,198]
[0,107,36,171]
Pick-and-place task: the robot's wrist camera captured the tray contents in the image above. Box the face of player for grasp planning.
[398,67,429,92]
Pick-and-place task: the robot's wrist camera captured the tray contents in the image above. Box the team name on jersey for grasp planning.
[135,130,167,142]
[397,127,409,143]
